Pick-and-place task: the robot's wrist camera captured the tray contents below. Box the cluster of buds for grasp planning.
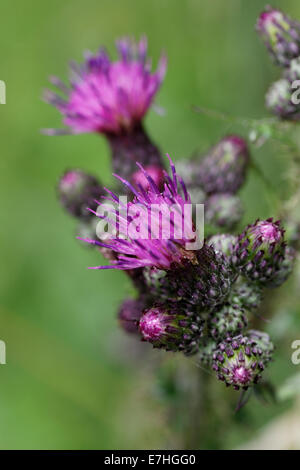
[44,34,295,396]
[176,135,249,233]
[257,6,300,120]
[78,158,293,390]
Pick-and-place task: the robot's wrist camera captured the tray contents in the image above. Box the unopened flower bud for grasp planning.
[186,186,206,205]
[212,332,274,390]
[205,193,243,230]
[230,277,263,311]
[208,234,237,261]
[266,245,296,287]
[58,169,103,219]
[145,245,235,310]
[139,305,204,355]
[208,304,248,340]
[233,218,287,286]
[265,78,300,120]
[175,159,199,187]
[197,136,250,194]
[256,6,300,67]
[118,298,145,334]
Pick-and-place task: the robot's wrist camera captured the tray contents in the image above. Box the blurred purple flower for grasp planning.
[43,37,167,135]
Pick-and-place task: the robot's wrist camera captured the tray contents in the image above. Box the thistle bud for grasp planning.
[198,338,218,365]
[175,159,199,187]
[285,56,300,82]
[77,218,99,244]
[143,267,171,300]
[205,193,244,230]
[208,234,238,261]
[197,136,249,194]
[247,330,274,361]
[212,332,274,390]
[118,298,144,334]
[208,304,248,340]
[139,305,203,355]
[266,245,296,287]
[186,186,206,205]
[256,7,300,67]
[58,169,103,219]
[233,218,286,286]
[265,78,300,120]
[143,245,235,310]
[230,277,263,311]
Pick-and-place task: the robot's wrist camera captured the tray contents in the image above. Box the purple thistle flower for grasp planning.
[79,155,198,271]
[43,37,167,136]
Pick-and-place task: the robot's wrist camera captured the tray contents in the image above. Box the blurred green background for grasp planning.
[1,0,300,449]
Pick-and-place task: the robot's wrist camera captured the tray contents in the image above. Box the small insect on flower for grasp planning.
[78,155,199,270]
[43,37,167,136]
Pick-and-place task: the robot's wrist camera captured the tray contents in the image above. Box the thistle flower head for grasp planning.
[233,218,287,285]
[58,169,103,218]
[139,305,203,354]
[212,332,274,390]
[197,135,250,194]
[44,37,167,135]
[81,156,198,271]
[256,6,300,67]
